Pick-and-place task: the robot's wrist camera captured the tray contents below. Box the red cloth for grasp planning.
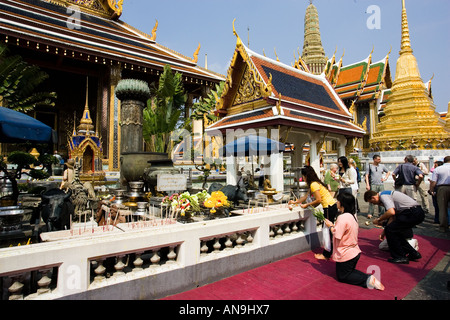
[164,228,450,300]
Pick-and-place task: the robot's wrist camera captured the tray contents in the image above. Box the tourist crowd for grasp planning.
[290,154,449,291]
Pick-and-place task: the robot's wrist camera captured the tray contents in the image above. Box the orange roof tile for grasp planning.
[335,64,366,87]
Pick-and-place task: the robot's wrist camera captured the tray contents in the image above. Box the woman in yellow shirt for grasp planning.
[289,166,338,260]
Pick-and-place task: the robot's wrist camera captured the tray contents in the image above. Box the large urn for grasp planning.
[143,158,181,193]
[120,152,170,186]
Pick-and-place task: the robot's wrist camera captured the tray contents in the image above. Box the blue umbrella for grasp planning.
[223,135,285,157]
[0,107,56,143]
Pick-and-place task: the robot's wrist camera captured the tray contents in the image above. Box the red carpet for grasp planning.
[164,228,450,300]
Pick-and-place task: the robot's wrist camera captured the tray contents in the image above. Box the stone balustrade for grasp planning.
[0,206,319,300]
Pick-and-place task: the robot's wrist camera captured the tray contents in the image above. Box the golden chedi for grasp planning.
[370,0,449,152]
[301,1,327,75]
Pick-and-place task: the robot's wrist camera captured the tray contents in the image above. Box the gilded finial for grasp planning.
[274,48,280,62]
[340,48,345,60]
[349,100,356,115]
[107,0,124,18]
[233,19,243,47]
[193,43,201,63]
[276,93,282,115]
[263,73,273,97]
[150,19,158,41]
[362,117,368,132]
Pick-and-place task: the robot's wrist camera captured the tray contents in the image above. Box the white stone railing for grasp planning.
[0,206,318,300]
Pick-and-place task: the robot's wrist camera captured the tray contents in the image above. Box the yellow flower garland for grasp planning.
[203,191,229,213]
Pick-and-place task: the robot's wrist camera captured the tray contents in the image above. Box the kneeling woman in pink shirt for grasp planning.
[324,192,384,290]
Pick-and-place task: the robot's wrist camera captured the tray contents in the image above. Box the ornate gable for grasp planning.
[48,0,123,19]
[234,65,264,105]
[217,20,272,115]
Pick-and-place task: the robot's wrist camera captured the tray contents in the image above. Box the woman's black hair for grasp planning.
[337,192,356,215]
[338,156,350,171]
[301,166,327,188]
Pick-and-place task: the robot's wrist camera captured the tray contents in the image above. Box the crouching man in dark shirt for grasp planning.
[364,190,425,264]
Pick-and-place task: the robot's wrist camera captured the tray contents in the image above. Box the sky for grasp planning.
[120,0,450,113]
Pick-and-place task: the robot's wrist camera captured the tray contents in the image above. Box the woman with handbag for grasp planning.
[324,192,385,290]
[337,156,356,196]
[289,166,338,260]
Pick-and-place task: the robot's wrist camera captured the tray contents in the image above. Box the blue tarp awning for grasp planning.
[0,107,56,144]
[223,135,285,157]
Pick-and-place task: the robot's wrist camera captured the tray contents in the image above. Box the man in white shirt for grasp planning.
[429,156,450,233]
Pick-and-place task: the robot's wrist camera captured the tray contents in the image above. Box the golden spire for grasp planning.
[369,0,449,151]
[302,1,327,75]
[393,0,422,84]
[400,0,413,55]
[78,77,94,135]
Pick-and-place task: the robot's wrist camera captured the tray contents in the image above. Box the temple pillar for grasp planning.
[108,64,122,171]
[370,101,376,137]
[290,133,309,168]
[308,134,321,174]
[337,136,347,158]
[269,153,284,192]
[226,155,237,186]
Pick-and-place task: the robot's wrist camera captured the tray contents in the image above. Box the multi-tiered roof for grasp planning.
[208,24,365,139]
[0,0,223,84]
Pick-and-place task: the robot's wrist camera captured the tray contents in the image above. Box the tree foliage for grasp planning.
[143,65,187,153]
[190,81,224,124]
[0,43,56,112]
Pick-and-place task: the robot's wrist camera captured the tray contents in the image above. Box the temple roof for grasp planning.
[253,54,351,116]
[331,50,392,104]
[0,0,224,83]
[210,31,365,138]
[334,54,372,100]
[207,105,365,138]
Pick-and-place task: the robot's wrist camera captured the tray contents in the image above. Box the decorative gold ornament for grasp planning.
[151,19,158,41]
[370,0,449,151]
